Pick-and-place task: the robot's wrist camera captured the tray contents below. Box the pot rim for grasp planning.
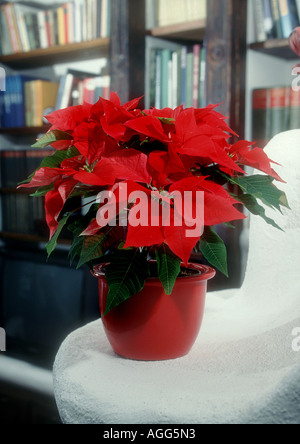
[92,261,216,283]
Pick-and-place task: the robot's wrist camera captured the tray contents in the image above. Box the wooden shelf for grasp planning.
[0,231,71,245]
[0,188,32,195]
[0,38,110,69]
[0,125,51,135]
[250,39,297,60]
[150,19,206,41]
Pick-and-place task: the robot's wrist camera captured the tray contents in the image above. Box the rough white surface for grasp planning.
[53,130,300,424]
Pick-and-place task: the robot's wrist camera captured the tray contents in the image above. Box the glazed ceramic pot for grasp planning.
[93,263,215,361]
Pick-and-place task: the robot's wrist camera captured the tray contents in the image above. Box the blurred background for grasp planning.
[0,0,299,424]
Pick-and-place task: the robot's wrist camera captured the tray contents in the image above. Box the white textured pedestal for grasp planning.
[53,131,300,424]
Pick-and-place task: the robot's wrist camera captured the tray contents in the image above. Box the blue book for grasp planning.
[1,75,41,128]
[278,0,300,38]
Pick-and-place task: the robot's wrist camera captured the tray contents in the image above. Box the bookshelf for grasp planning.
[0,125,51,135]
[150,19,206,40]
[0,38,110,69]
[250,39,296,60]
[0,0,250,289]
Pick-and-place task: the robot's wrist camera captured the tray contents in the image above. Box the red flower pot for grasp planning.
[93,263,216,361]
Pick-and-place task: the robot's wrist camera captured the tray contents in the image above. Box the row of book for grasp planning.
[253,0,300,41]
[252,86,300,145]
[146,37,206,110]
[55,69,110,110]
[0,71,110,128]
[146,0,206,29]
[0,75,59,128]
[0,0,111,56]
[0,149,53,235]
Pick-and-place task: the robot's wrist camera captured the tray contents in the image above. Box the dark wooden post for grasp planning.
[205,0,247,138]
[109,0,146,105]
[205,0,248,289]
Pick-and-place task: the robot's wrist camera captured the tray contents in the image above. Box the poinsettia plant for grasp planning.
[19,93,288,315]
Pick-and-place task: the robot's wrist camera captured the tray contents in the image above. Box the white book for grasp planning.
[172,51,178,109]
[14,4,30,52]
[167,58,173,108]
[82,0,87,41]
[91,0,98,39]
[67,3,74,44]
[74,0,82,42]
[254,0,267,42]
[101,0,108,38]
[155,52,161,109]
[37,11,48,49]
[61,74,74,109]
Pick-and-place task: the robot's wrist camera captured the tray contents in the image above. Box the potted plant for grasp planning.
[19,93,288,361]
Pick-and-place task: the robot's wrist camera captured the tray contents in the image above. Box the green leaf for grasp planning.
[46,213,71,258]
[69,235,85,267]
[18,146,80,186]
[76,234,105,269]
[234,193,284,231]
[199,227,228,277]
[30,184,55,197]
[40,146,80,169]
[227,175,285,212]
[102,249,149,316]
[155,245,181,295]
[31,130,72,148]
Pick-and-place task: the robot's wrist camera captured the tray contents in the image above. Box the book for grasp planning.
[263,0,276,39]
[278,0,300,38]
[289,87,300,129]
[252,88,272,145]
[269,86,290,137]
[55,69,110,110]
[254,0,267,42]
[270,0,283,38]
[0,0,111,56]
[145,37,206,110]
[0,75,38,128]
[252,86,297,145]
[152,0,207,28]
[25,80,59,127]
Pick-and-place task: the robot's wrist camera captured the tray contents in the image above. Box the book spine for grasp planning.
[57,6,66,45]
[271,0,283,38]
[180,46,187,106]
[252,88,272,145]
[155,50,162,109]
[63,3,69,44]
[270,87,290,137]
[278,0,295,38]
[185,50,194,108]
[288,87,300,129]
[287,0,300,28]
[192,44,201,108]
[161,49,171,108]
[67,2,74,44]
[263,0,275,38]
[3,4,20,53]
[254,0,267,42]
[45,11,52,47]
[14,4,30,52]
[199,45,206,108]
[37,10,48,49]
[0,8,13,55]
[101,0,108,38]
[172,51,178,109]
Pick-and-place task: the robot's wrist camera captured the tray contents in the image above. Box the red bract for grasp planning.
[20,92,287,273]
